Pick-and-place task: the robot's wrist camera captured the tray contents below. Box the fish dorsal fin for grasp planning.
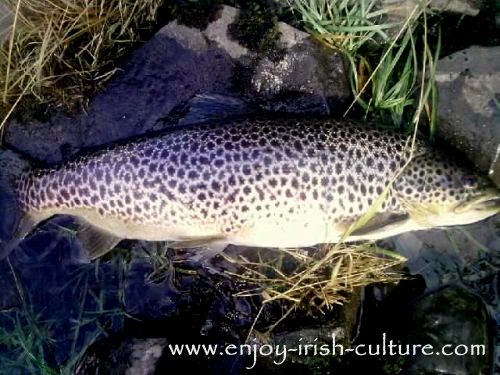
[76,221,121,260]
[349,212,410,237]
[175,94,258,126]
[168,235,227,249]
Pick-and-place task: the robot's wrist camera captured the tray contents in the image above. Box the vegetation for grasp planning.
[0,0,163,132]
[285,0,440,133]
[0,256,130,374]
[225,244,405,330]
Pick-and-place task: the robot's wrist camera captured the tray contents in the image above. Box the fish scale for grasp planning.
[1,116,499,259]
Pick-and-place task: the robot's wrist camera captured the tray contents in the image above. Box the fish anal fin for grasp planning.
[76,221,121,260]
[350,212,410,237]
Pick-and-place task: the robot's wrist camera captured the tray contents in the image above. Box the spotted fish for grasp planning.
[1,117,499,260]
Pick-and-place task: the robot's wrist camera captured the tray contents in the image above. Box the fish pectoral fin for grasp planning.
[76,222,121,260]
[350,212,410,237]
[168,235,227,249]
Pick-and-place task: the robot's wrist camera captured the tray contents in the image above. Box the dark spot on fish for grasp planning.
[188,170,199,179]
[180,153,189,164]
[313,190,319,200]
[242,165,252,176]
[294,140,303,152]
[60,189,70,200]
[338,185,345,194]
[177,169,186,178]
[96,168,104,181]
[130,156,140,167]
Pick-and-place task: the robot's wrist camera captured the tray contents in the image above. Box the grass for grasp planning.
[0,259,58,374]
[0,255,131,374]
[285,0,440,133]
[0,0,163,134]
[284,0,398,56]
[224,244,405,318]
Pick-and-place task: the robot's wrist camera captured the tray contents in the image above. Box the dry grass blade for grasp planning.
[0,0,163,133]
[224,243,405,319]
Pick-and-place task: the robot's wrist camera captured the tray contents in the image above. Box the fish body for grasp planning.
[1,117,499,259]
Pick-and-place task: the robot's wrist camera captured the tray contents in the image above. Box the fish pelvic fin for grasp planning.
[76,220,122,260]
[0,150,35,260]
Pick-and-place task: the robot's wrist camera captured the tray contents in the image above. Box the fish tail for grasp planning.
[0,149,32,260]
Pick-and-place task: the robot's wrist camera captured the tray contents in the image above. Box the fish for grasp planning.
[1,115,499,261]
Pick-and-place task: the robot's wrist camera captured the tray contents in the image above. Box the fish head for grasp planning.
[395,150,500,228]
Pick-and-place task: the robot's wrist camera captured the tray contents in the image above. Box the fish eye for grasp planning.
[461,174,478,189]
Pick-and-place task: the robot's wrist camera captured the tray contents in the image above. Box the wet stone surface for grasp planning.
[435,45,500,187]
[353,284,493,374]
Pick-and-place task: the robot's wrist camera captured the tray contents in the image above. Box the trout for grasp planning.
[1,117,499,260]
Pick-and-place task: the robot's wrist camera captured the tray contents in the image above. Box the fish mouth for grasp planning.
[454,190,500,214]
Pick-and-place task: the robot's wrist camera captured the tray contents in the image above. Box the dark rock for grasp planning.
[434,46,500,187]
[76,338,168,375]
[382,0,481,23]
[353,284,493,375]
[401,286,493,375]
[5,6,351,163]
[249,21,350,115]
[251,289,362,374]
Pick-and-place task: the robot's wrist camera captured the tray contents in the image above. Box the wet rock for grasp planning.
[252,290,362,374]
[434,46,500,187]
[354,283,493,374]
[250,22,350,115]
[203,6,249,59]
[400,286,492,374]
[384,215,500,288]
[5,5,350,163]
[382,0,481,22]
[76,338,168,375]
